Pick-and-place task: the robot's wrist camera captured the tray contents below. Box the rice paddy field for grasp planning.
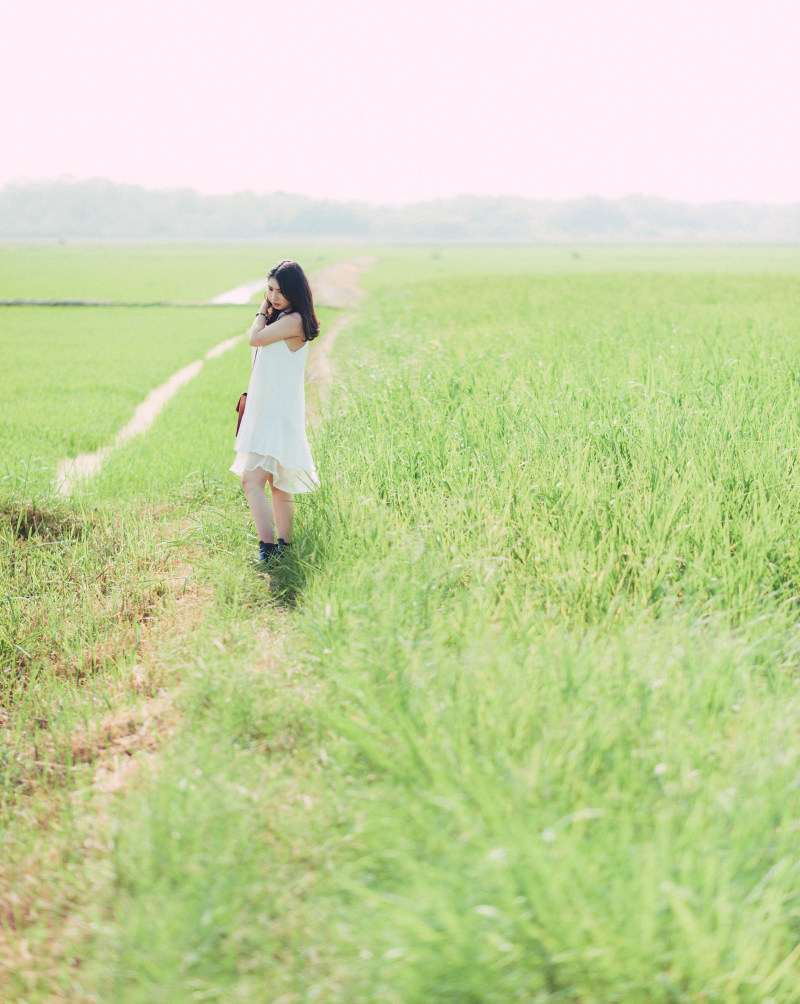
[3,241,800,1002]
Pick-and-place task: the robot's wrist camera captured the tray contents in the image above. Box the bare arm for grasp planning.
[249,302,304,346]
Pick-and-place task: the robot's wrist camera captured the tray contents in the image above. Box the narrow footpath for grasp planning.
[55,257,374,495]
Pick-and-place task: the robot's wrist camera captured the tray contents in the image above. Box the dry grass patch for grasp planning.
[0,519,216,999]
[3,501,87,542]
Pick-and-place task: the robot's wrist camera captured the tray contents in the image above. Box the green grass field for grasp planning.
[0,242,354,301]
[3,244,800,1002]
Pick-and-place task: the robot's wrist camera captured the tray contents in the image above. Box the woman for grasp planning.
[231,260,320,564]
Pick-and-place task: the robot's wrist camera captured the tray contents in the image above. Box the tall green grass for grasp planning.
[66,258,800,1002]
[276,266,800,999]
[5,249,800,1002]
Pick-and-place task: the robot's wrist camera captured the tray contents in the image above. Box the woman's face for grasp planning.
[266,277,291,312]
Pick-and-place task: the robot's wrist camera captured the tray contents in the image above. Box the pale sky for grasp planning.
[2,0,799,205]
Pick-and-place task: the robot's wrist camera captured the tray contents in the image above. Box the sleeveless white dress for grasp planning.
[230,329,319,494]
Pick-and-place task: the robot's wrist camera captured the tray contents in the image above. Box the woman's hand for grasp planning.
[250,299,270,338]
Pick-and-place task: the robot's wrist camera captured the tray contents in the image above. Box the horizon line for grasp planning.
[2,176,800,210]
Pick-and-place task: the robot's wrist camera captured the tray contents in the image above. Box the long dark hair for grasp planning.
[266,260,320,342]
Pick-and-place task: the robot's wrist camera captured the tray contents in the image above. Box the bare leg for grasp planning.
[268,477,294,543]
[241,468,274,542]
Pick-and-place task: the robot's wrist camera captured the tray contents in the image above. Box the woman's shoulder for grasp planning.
[282,310,304,333]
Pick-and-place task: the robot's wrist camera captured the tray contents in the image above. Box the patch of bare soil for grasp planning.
[2,500,87,541]
[311,256,375,310]
[306,256,375,404]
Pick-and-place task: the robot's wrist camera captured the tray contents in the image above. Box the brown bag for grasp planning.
[235,392,247,435]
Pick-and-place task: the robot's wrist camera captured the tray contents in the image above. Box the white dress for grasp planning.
[230,331,319,494]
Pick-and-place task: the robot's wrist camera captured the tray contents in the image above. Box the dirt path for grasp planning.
[306,256,374,396]
[64,258,373,794]
[54,258,374,495]
[206,278,266,305]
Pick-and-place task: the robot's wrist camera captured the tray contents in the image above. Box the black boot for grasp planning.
[257,540,279,564]
[277,538,291,557]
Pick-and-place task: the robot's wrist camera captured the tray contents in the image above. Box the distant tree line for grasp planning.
[1,178,799,242]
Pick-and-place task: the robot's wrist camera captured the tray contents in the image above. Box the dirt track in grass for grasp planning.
[54,256,374,495]
[65,255,374,792]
